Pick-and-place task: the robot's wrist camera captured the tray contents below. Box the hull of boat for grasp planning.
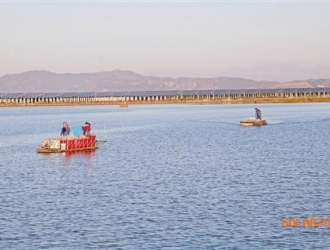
[37,145,100,153]
[240,118,267,126]
[37,135,106,153]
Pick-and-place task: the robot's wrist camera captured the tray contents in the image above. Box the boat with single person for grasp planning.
[240,118,267,126]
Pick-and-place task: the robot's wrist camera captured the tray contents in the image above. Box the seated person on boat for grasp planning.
[60,122,70,136]
[83,122,91,136]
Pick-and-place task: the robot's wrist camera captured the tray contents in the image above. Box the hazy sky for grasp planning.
[1,1,330,81]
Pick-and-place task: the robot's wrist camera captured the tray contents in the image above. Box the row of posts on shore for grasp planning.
[1,89,329,105]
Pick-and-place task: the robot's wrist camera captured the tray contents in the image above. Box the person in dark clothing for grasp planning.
[83,122,91,136]
[60,122,70,136]
[255,108,261,120]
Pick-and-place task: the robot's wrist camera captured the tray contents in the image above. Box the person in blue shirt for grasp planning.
[255,108,262,120]
[60,121,70,136]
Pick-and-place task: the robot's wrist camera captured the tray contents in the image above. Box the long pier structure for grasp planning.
[1,88,330,105]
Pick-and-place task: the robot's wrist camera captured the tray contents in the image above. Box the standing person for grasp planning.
[83,122,91,136]
[255,108,262,120]
[60,122,70,136]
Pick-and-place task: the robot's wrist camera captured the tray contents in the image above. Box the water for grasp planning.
[1,103,330,249]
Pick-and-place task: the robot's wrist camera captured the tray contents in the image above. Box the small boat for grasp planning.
[240,118,267,126]
[119,103,129,108]
[37,134,106,153]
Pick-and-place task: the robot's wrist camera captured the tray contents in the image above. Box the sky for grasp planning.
[0,1,330,81]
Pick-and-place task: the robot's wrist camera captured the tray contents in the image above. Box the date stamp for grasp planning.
[282,218,330,228]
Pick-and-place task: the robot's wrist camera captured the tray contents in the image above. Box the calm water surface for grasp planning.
[1,104,330,249]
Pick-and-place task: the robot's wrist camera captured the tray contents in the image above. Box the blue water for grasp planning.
[1,103,330,249]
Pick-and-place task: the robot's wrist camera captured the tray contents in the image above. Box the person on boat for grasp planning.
[83,122,91,136]
[255,108,262,120]
[60,122,70,136]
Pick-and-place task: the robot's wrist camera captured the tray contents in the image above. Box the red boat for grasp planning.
[37,134,106,153]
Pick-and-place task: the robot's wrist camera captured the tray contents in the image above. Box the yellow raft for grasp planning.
[240,118,267,126]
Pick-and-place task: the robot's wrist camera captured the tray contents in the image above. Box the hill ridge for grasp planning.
[1,70,329,93]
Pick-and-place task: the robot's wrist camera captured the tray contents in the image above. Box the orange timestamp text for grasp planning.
[282,218,330,228]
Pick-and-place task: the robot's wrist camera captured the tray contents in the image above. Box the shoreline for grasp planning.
[1,96,330,108]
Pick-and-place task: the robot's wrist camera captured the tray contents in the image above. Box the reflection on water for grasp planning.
[1,104,330,249]
[37,149,96,159]
[64,150,96,177]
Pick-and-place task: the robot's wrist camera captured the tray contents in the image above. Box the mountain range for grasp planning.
[0,70,330,93]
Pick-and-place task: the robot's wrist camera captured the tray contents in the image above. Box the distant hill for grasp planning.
[270,81,313,89]
[270,79,330,89]
[0,70,329,93]
[221,64,330,82]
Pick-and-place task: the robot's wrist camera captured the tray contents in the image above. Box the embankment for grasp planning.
[1,96,330,108]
